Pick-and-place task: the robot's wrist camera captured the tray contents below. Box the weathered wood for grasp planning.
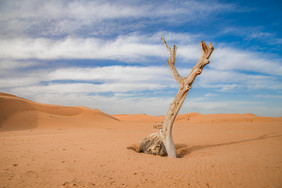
[138,133,167,156]
[161,35,184,85]
[137,35,214,158]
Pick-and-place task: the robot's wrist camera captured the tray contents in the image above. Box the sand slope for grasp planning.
[0,92,282,187]
[0,92,118,130]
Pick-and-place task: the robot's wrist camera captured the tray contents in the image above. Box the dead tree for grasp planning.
[135,35,214,158]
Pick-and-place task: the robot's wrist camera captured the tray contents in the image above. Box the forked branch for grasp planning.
[185,40,214,86]
[201,41,214,59]
[161,35,184,85]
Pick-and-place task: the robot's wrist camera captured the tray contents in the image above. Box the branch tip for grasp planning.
[161,35,172,54]
[209,42,213,48]
[200,41,208,53]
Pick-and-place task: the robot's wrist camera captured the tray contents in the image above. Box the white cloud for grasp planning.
[1,33,281,78]
[47,66,174,83]
[31,92,174,115]
[0,60,37,71]
[0,0,234,37]
[0,59,39,77]
[0,37,166,61]
[1,58,280,95]
[1,65,180,93]
[220,26,282,45]
[0,77,40,88]
[211,47,282,76]
[0,30,281,97]
[199,69,282,91]
[0,1,281,118]
[10,82,167,95]
[1,61,280,117]
[0,32,202,63]
[254,95,282,99]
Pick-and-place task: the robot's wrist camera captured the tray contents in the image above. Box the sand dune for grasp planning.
[0,92,282,187]
[0,92,118,130]
[114,114,164,123]
[176,113,282,124]
[114,111,282,126]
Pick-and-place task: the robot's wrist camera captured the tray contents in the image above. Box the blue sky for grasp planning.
[0,0,281,116]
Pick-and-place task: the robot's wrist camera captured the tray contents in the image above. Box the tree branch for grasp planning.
[201,41,214,59]
[161,35,172,54]
[185,40,214,86]
[161,35,184,84]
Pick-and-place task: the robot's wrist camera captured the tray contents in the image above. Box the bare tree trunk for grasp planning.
[161,89,188,157]
[135,35,214,158]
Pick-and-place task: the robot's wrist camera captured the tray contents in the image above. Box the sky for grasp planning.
[0,0,281,117]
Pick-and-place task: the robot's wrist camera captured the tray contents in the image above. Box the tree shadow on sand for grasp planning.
[176,134,282,158]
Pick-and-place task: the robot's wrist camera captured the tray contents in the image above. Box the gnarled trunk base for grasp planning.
[138,133,167,156]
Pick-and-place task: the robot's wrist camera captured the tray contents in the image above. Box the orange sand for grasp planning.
[0,92,282,187]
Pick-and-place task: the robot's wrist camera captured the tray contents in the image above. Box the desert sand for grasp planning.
[0,92,282,187]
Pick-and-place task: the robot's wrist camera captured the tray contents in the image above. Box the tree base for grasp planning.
[137,133,167,156]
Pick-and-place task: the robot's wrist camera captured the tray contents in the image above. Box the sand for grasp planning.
[0,92,282,187]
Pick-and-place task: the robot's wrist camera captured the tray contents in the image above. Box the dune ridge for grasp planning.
[0,92,118,130]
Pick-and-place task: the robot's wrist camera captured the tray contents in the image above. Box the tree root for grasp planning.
[128,133,167,156]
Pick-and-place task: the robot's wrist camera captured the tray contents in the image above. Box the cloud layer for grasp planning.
[0,0,281,117]
[0,0,234,37]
